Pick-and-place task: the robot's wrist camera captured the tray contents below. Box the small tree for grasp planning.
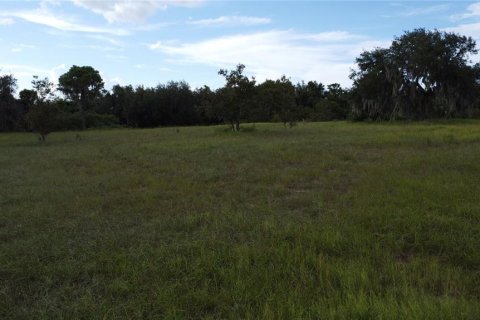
[26,103,58,141]
[25,76,58,141]
[217,64,256,131]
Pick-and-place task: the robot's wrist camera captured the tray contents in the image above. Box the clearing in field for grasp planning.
[1,122,479,319]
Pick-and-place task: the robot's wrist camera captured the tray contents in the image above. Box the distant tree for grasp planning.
[217,64,256,131]
[295,80,325,119]
[274,76,297,127]
[194,85,221,124]
[58,65,104,129]
[257,76,297,127]
[18,89,37,129]
[255,80,277,122]
[26,76,58,141]
[161,81,197,125]
[19,89,37,109]
[109,84,135,125]
[319,83,350,120]
[31,76,55,103]
[0,74,21,131]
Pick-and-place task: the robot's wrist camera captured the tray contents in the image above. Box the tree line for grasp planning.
[1,29,480,139]
[0,65,349,137]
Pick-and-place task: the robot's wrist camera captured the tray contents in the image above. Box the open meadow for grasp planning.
[1,121,480,319]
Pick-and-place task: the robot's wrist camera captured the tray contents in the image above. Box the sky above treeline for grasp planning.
[1,1,480,92]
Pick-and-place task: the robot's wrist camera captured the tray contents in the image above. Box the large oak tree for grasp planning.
[350,29,480,120]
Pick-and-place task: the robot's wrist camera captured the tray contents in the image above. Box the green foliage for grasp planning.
[351,29,480,120]
[194,85,221,125]
[58,66,104,103]
[0,74,22,132]
[56,112,119,130]
[1,122,480,318]
[19,89,37,110]
[26,103,59,141]
[85,112,119,128]
[295,80,325,118]
[217,64,257,131]
[31,76,55,103]
[308,84,350,121]
[58,65,105,129]
[258,76,298,127]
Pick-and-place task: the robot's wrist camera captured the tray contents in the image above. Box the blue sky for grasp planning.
[1,1,480,92]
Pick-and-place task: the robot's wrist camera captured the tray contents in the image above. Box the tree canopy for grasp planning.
[58,66,104,129]
[217,64,257,131]
[350,28,480,120]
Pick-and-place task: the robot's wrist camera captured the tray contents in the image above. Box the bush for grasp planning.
[85,112,119,128]
[26,104,59,141]
[57,112,84,131]
[56,112,119,130]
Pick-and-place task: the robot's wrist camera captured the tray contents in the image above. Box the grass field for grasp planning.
[1,121,480,319]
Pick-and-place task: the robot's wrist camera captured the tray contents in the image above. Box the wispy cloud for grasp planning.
[0,17,15,25]
[444,22,480,41]
[295,31,364,42]
[0,8,129,35]
[87,34,124,46]
[188,15,271,27]
[149,30,388,86]
[57,43,124,52]
[104,54,128,61]
[451,2,480,20]
[403,4,451,17]
[11,44,36,53]
[72,0,203,24]
[446,2,480,42]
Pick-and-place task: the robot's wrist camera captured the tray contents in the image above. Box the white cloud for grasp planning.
[295,31,364,42]
[11,44,36,53]
[101,73,126,88]
[445,2,480,41]
[188,15,271,27]
[87,34,124,46]
[444,22,480,41]
[0,17,15,25]
[104,54,128,61]
[452,2,480,20]
[72,0,203,24]
[149,30,388,87]
[0,9,129,35]
[403,4,450,17]
[58,43,124,52]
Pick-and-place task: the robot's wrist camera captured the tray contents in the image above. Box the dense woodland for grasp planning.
[1,29,480,138]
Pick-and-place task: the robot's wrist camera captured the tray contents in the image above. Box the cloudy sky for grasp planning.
[1,1,480,91]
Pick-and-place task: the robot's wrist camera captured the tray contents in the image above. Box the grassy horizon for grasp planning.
[1,121,480,319]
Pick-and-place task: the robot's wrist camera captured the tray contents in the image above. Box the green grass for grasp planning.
[1,121,480,319]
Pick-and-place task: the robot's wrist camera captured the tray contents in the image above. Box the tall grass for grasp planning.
[1,121,479,319]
